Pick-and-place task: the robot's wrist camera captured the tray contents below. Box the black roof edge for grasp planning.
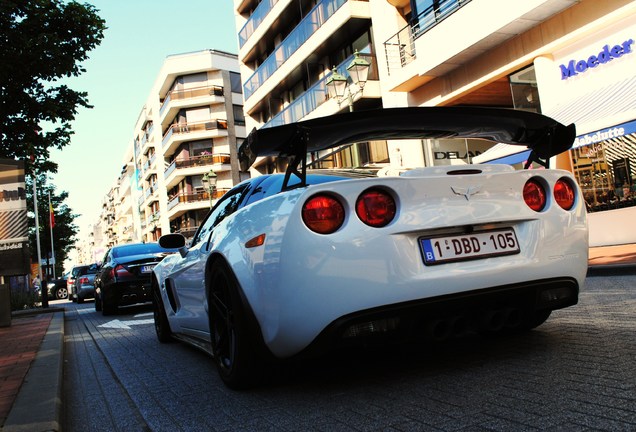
[238,107,576,172]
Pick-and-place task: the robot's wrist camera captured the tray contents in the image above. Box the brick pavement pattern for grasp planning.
[0,313,52,427]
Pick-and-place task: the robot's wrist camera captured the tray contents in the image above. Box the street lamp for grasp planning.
[201,169,217,208]
[326,50,371,112]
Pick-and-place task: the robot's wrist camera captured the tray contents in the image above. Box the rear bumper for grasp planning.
[102,280,152,306]
[280,277,579,359]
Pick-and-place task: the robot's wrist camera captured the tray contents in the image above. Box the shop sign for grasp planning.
[573,119,636,149]
[434,151,482,160]
[560,39,634,80]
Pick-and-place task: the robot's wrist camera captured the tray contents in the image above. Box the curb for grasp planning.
[2,311,64,432]
[587,264,636,276]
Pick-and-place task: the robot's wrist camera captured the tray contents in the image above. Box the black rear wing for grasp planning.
[238,107,575,190]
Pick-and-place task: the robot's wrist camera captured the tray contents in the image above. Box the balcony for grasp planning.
[382,0,577,92]
[243,0,347,101]
[238,0,279,49]
[164,153,232,190]
[166,188,229,219]
[159,84,225,122]
[175,225,200,239]
[162,119,228,156]
[264,52,378,128]
[384,0,470,75]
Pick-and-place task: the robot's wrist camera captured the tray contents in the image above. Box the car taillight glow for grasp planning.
[79,277,89,285]
[302,194,345,234]
[110,265,133,279]
[554,177,576,210]
[523,179,547,212]
[355,188,396,227]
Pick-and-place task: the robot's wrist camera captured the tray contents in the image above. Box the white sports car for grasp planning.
[153,107,588,389]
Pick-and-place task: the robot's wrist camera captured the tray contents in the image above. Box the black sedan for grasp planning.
[94,242,175,315]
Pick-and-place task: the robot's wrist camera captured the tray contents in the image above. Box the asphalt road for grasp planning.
[62,271,636,431]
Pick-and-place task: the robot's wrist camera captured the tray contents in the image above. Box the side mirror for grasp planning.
[159,233,188,258]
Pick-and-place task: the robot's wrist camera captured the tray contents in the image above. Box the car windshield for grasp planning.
[112,243,164,258]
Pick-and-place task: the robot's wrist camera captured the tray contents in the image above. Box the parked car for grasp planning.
[73,264,100,303]
[68,265,95,302]
[46,274,69,300]
[152,107,588,389]
[94,242,176,315]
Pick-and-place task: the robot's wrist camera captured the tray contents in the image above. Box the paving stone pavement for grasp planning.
[0,245,636,432]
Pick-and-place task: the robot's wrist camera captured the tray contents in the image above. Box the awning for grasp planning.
[545,75,636,136]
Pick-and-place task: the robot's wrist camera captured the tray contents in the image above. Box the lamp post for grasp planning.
[201,169,217,209]
[326,50,370,112]
[325,50,371,167]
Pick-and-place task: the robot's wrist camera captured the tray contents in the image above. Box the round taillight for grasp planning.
[554,177,575,210]
[302,194,345,234]
[355,188,396,227]
[523,179,546,212]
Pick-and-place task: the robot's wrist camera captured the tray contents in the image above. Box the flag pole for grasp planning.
[48,191,56,279]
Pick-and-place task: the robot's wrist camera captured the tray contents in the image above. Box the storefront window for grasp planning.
[425,138,491,166]
[572,133,636,212]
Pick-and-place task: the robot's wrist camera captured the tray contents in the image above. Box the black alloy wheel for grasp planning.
[208,261,259,390]
[152,279,172,343]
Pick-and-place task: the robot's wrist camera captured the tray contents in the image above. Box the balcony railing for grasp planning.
[238,0,278,48]
[164,153,231,179]
[175,225,200,238]
[162,119,228,148]
[264,52,377,128]
[243,0,347,101]
[159,85,224,117]
[167,188,229,211]
[383,0,471,74]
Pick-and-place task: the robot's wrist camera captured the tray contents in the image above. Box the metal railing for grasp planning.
[243,0,347,100]
[264,52,377,128]
[167,188,229,211]
[383,0,471,74]
[164,153,231,179]
[238,0,279,48]
[162,119,228,148]
[159,85,224,117]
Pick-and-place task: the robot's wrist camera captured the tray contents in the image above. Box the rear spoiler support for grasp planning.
[282,126,309,191]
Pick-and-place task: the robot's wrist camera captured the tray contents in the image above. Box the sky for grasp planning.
[49,0,239,239]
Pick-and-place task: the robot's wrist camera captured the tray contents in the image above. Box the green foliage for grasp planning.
[10,289,37,311]
[0,0,106,175]
[27,174,79,276]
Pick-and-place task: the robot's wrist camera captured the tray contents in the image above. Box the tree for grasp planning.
[27,174,79,277]
[0,0,106,175]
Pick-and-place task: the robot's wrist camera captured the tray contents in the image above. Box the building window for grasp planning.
[230,72,242,94]
[233,105,245,126]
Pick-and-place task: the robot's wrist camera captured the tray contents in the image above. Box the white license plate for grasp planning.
[141,265,155,273]
[420,229,520,265]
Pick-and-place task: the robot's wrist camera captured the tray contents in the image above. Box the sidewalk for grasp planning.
[1,245,635,431]
[0,308,64,432]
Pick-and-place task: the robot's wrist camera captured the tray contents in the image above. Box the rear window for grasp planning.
[111,243,164,258]
[243,173,360,207]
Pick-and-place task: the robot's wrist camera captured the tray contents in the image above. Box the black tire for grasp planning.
[102,300,117,316]
[55,287,68,300]
[77,296,84,304]
[152,279,172,343]
[208,261,260,390]
[522,310,551,331]
[94,294,102,312]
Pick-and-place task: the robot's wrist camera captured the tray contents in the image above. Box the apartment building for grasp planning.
[132,50,247,243]
[234,0,636,246]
